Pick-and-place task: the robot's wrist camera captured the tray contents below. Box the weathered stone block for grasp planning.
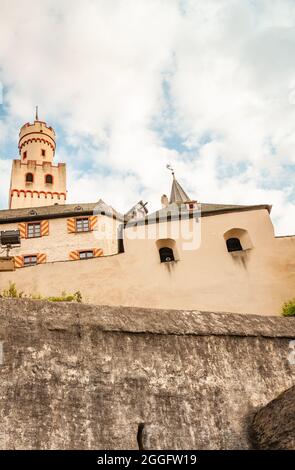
[250,385,295,449]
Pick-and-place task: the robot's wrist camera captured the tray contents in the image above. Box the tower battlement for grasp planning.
[18,120,56,163]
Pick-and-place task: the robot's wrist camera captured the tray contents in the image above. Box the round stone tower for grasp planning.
[18,119,56,164]
[9,110,67,209]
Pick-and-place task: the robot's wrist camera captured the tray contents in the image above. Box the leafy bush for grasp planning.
[0,282,24,298]
[0,283,82,303]
[282,299,295,317]
[47,291,82,303]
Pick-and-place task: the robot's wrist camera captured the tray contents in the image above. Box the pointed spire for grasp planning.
[35,105,39,121]
[166,164,190,203]
[170,176,190,203]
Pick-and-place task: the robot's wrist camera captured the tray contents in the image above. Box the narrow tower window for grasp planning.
[226,237,243,252]
[45,174,53,184]
[25,173,34,183]
[41,149,46,157]
[23,151,27,159]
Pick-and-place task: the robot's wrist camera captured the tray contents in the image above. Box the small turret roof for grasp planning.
[169,174,190,203]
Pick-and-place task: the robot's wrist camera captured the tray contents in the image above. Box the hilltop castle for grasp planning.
[0,114,294,315]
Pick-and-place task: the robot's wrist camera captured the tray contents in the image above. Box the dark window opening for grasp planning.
[23,151,27,159]
[23,255,37,266]
[118,224,125,253]
[26,173,33,183]
[79,251,93,260]
[41,149,46,157]
[226,237,243,252]
[76,218,90,232]
[159,246,175,263]
[45,174,53,184]
[27,222,41,238]
[137,423,145,450]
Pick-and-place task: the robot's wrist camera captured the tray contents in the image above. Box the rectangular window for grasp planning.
[23,151,27,159]
[41,149,46,157]
[79,250,93,260]
[27,222,41,238]
[23,255,37,266]
[76,218,90,232]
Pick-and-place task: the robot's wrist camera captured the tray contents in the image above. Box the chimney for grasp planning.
[161,194,169,208]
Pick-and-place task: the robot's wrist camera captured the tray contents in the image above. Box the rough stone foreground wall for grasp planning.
[250,385,295,449]
[0,299,294,450]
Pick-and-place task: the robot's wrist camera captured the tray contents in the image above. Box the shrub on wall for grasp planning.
[282,299,295,317]
[0,282,24,298]
[47,291,82,303]
[0,282,82,303]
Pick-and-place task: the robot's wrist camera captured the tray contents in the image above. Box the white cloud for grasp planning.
[0,0,294,235]
[0,159,11,208]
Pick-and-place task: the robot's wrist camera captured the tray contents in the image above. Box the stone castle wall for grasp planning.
[0,299,294,449]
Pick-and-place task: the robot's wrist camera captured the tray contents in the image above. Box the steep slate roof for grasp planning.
[0,199,271,225]
[126,202,272,227]
[197,202,271,215]
[0,200,124,224]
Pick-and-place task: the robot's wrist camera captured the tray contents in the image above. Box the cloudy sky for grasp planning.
[0,0,294,234]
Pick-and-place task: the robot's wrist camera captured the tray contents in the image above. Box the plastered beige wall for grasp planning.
[0,208,294,315]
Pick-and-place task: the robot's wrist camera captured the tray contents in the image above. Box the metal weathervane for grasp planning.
[166,164,175,177]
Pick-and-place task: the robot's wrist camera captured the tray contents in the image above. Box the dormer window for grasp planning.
[25,173,34,183]
[45,174,53,184]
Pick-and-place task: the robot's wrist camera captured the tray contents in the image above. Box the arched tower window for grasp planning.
[223,228,253,253]
[45,174,53,184]
[25,173,34,183]
[226,237,243,252]
[156,238,179,263]
[159,246,175,263]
